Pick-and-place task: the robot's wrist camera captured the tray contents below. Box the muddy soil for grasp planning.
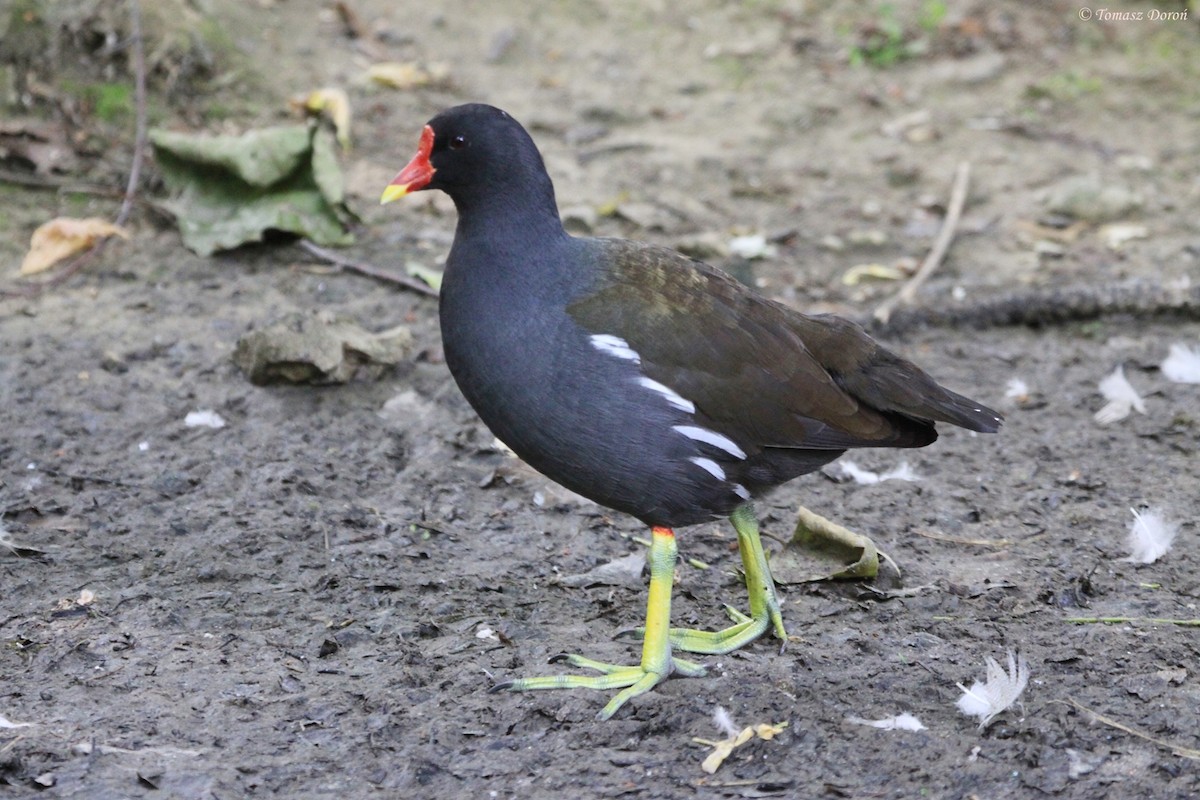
[3,1,1199,797]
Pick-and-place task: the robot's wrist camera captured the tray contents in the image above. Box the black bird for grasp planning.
[382,103,1001,720]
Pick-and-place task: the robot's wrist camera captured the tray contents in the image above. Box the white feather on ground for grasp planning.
[845,713,927,732]
[1124,507,1179,564]
[184,409,227,429]
[0,714,34,729]
[832,460,920,485]
[712,706,740,738]
[956,650,1030,729]
[1161,343,1200,384]
[1094,365,1145,425]
[1004,377,1030,402]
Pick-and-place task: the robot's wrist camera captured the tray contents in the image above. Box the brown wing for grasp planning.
[567,239,993,454]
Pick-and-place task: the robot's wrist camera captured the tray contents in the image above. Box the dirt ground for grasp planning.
[3,1,1199,797]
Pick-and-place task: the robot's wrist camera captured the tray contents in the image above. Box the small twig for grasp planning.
[35,466,181,499]
[913,529,1013,548]
[1062,697,1200,760]
[407,519,460,538]
[874,161,971,325]
[297,239,439,298]
[116,0,148,228]
[0,170,172,217]
[1064,616,1200,627]
[0,169,111,192]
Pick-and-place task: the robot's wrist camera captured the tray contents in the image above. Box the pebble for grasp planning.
[818,234,845,252]
[560,204,597,234]
[674,232,728,260]
[1044,174,1142,222]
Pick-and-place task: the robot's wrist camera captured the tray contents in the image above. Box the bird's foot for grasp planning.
[491,652,707,721]
[617,592,787,655]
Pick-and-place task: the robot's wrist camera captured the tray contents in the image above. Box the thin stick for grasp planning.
[913,528,1013,548]
[297,239,439,298]
[1063,697,1200,760]
[874,161,971,325]
[116,0,147,228]
[1064,616,1200,627]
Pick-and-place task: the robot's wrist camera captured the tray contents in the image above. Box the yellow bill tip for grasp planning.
[380,183,411,205]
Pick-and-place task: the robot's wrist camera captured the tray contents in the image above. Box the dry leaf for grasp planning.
[694,713,788,774]
[20,217,130,275]
[0,120,79,174]
[367,62,449,90]
[843,263,906,285]
[293,88,352,150]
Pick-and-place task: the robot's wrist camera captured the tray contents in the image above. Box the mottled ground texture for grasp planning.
[3,1,1199,798]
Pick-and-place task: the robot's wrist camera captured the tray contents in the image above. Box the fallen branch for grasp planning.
[874,161,971,325]
[297,239,439,298]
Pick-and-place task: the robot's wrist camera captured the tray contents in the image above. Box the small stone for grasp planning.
[932,51,1007,85]
[1115,153,1154,172]
[728,233,776,259]
[818,234,845,252]
[613,201,675,231]
[675,232,729,260]
[1044,174,1142,222]
[233,311,412,385]
[1034,240,1066,258]
[560,204,597,234]
[1099,222,1149,250]
[860,199,883,219]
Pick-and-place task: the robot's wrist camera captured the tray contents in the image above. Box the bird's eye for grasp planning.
[449,135,467,150]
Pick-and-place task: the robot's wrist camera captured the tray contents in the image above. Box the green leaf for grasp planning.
[150,123,353,255]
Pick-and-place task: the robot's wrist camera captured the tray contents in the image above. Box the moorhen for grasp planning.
[382,103,1001,720]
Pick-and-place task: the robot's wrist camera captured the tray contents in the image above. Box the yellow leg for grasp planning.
[623,504,788,655]
[491,526,706,720]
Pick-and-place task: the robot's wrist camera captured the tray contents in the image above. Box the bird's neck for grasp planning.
[450,164,568,249]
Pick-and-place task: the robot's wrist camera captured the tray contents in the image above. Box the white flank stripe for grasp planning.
[672,425,747,459]
[732,483,751,500]
[637,377,695,413]
[689,457,726,481]
[589,333,641,364]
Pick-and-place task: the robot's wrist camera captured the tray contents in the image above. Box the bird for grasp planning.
[381,103,1001,720]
